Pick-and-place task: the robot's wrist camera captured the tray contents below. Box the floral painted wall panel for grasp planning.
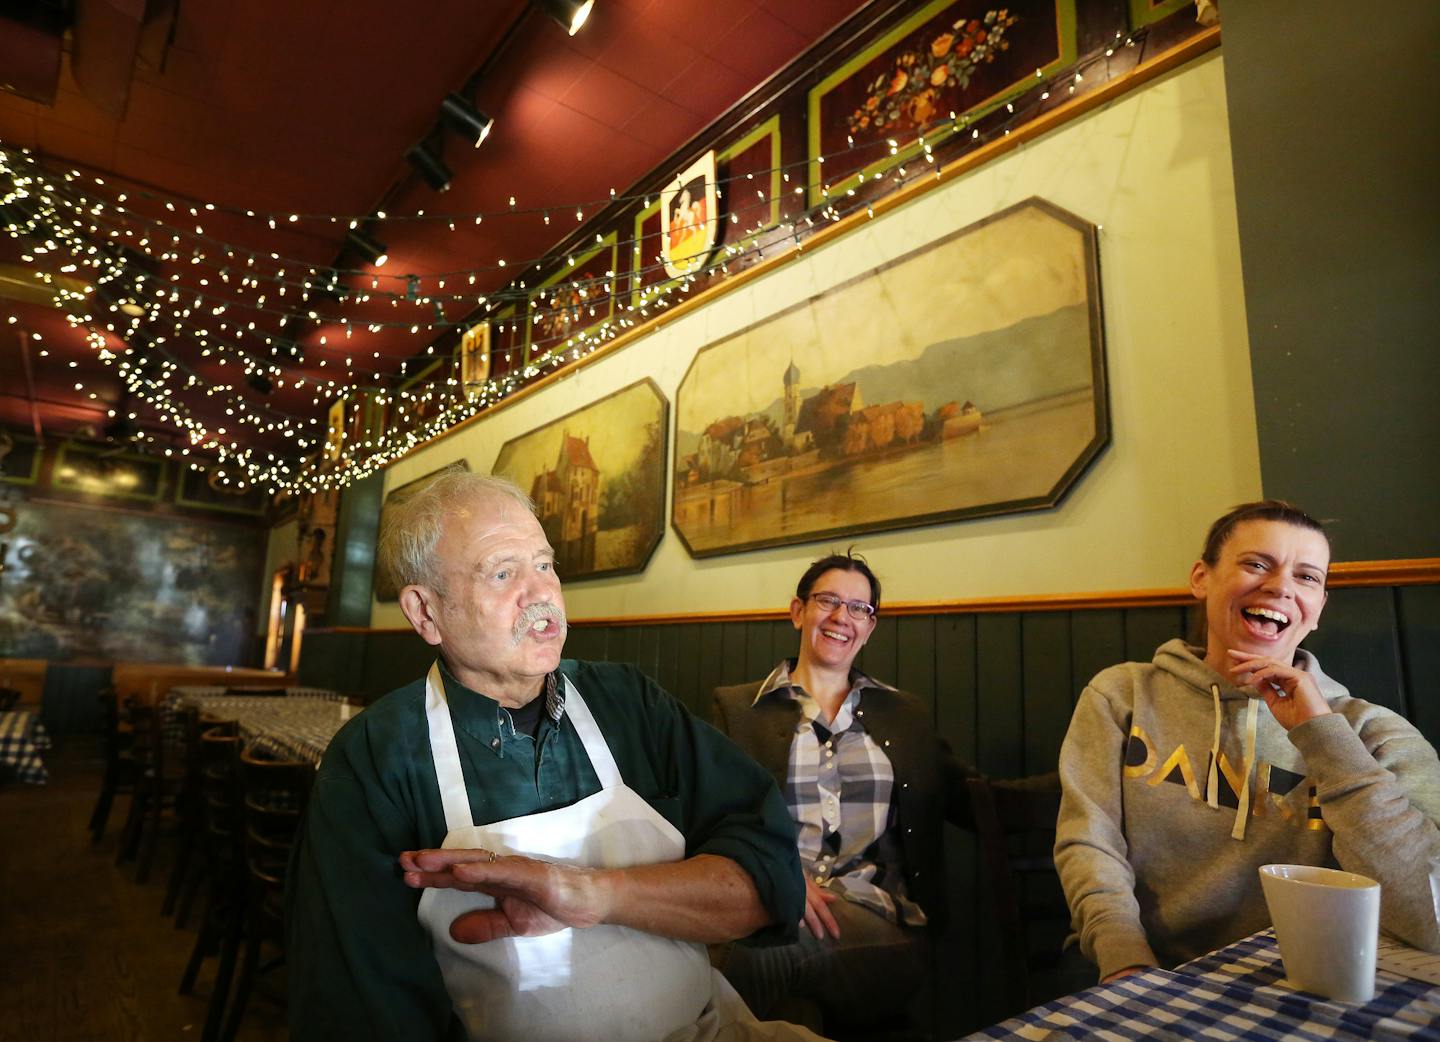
[1129,0,1192,30]
[808,0,1077,204]
[525,236,620,366]
[0,496,265,665]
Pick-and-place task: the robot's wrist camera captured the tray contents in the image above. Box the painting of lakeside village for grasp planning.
[672,198,1107,556]
[492,379,667,581]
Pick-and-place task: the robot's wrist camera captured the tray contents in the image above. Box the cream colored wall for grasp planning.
[372,52,1258,625]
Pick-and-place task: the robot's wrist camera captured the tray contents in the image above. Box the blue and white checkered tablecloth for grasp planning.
[0,710,53,784]
[961,930,1440,1041]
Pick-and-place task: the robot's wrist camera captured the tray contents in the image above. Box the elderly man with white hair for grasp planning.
[287,469,816,1042]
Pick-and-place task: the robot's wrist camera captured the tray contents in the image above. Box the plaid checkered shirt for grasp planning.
[753,659,927,927]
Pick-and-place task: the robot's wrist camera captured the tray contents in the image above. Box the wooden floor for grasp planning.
[0,740,288,1042]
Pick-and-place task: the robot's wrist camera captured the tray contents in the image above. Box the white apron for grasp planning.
[417,663,794,1042]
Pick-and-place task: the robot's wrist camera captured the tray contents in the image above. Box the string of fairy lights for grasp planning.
[1,23,1153,496]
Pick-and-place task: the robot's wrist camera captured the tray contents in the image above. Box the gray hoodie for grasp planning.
[1055,638,1440,979]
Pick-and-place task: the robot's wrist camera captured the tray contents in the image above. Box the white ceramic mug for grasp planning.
[1259,863,1379,1002]
[1429,856,1440,919]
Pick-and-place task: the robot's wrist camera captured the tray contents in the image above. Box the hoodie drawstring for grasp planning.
[1232,698,1259,841]
[1204,683,1261,840]
[1206,684,1222,809]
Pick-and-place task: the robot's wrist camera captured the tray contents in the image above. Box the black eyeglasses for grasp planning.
[807,591,876,621]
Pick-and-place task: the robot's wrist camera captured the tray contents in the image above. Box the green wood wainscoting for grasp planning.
[299,567,1440,1034]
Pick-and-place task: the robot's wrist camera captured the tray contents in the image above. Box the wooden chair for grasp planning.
[966,772,1079,1017]
[162,706,212,917]
[216,747,313,1042]
[88,688,138,843]
[115,702,187,881]
[179,726,246,1042]
[169,716,239,928]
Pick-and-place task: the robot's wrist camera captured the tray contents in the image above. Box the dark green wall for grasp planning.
[300,582,1440,1033]
[328,473,384,627]
[1221,1,1440,558]
[303,587,1440,748]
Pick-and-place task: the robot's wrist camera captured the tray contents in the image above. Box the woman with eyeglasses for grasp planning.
[710,551,979,1035]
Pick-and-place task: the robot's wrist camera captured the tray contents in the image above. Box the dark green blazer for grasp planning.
[712,674,979,932]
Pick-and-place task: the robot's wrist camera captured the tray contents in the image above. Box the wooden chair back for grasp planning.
[966,772,1072,1015]
[126,702,167,773]
[200,726,243,843]
[88,686,139,841]
[239,748,312,893]
[97,687,132,763]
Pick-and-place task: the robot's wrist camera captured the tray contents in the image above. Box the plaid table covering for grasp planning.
[169,685,343,701]
[172,694,354,766]
[962,929,1440,1041]
[0,710,53,784]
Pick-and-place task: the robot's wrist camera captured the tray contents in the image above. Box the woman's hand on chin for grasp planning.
[1225,649,1331,730]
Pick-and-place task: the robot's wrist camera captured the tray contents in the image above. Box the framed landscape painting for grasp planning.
[372,460,470,601]
[492,379,667,581]
[672,197,1107,557]
[52,442,165,502]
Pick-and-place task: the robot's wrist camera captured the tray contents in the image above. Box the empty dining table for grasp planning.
[172,692,355,766]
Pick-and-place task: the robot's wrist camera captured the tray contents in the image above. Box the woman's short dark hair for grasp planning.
[795,548,881,611]
[1199,499,1329,566]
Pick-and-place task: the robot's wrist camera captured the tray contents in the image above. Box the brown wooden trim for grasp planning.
[570,558,1440,625]
[309,556,1439,635]
[571,589,1195,625]
[1329,558,1440,587]
[384,27,1223,469]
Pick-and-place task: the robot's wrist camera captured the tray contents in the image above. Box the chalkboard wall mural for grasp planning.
[0,496,265,665]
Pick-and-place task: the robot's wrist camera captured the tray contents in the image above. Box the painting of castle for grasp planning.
[672,197,1107,556]
[530,434,600,575]
[493,379,667,580]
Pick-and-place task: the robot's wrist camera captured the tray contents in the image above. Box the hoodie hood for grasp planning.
[1151,638,1346,703]
[1147,638,1344,841]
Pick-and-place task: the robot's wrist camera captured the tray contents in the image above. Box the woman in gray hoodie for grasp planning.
[1054,500,1440,982]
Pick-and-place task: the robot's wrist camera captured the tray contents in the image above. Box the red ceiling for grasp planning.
[0,0,870,474]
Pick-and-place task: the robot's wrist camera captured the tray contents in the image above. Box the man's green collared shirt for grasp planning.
[286,658,802,1042]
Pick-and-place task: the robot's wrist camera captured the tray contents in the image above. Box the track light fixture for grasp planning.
[406,141,453,192]
[536,0,593,36]
[441,93,495,147]
[346,228,388,267]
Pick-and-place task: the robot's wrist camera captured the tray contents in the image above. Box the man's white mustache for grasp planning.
[512,602,567,645]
